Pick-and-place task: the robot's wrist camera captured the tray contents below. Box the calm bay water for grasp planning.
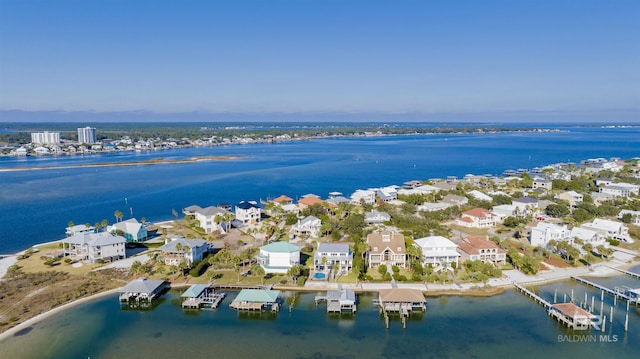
[1,286,639,359]
[0,125,639,254]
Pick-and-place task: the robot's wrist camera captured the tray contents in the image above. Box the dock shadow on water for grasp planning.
[13,326,33,336]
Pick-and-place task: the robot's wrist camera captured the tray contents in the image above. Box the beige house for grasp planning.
[367,231,406,269]
[456,208,497,228]
[555,191,583,208]
[457,235,506,265]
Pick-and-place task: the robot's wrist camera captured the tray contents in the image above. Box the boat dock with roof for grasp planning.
[377,288,426,328]
[181,284,226,309]
[315,287,357,313]
[230,289,281,312]
[119,278,169,304]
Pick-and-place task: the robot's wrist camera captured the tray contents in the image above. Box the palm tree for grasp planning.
[114,210,123,223]
[101,219,108,231]
[252,263,266,285]
[68,220,74,229]
[140,216,146,225]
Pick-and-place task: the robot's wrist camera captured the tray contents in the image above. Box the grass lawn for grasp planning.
[17,244,100,275]
[335,272,358,283]
[447,224,489,236]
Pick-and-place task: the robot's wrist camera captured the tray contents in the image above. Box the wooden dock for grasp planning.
[513,282,552,309]
[182,292,226,310]
[607,267,640,280]
[571,276,638,304]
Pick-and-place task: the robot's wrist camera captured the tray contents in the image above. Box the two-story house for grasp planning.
[366,231,406,269]
[314,243,353,275]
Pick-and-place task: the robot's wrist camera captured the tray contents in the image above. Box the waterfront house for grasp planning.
[63,232,126,264]
[456,208,497,228]
[529,222,570,247]
[182,205,202,218]
[366,231,406,269]
[235,201,261,224]
[290,215,322,240]
[158,237,209,266]
[109,218,148,242]
[314,243,353,275]
[65,224,96,236]
[413,235,460,271]
[230,289,281,311]
[365,210,391,224]
[375,186,398,202]
[554,191,584,208]
[581,218,630,242]
[397,184,439,196]
[569,227,605,246]
[350,189,376,205]
[194,206,230,234]
[273,194,293,205]
[258,241,301,274]
[297,194,324,209]
[457,235,506,265]
[321,288,357,313]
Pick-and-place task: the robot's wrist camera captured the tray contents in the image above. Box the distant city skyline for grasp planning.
[0,1,638,122]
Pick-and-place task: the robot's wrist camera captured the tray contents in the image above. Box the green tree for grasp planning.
[545,203,570,218]
[251,263,266,284]
[114,210,124,223]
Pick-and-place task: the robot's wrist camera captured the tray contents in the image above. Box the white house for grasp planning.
[581,218,631,242]
[314,243,353,275]
[158,237,209,266]
[569,227,605,246]
[351,189,376,205]
[194,206,230,233]
[63,232,126,264]
[456,208,497,228]
[109,218,148,242]
[290,215,322,240]
[441,194,468,206]
[532,178,553,190]
[235,201,261,224]
[365,210,391,224]
[66,224,96,236]
[414,236,460,271]
[529,222,570,247]
[600,183,639,198]
[417,202,453,212]
[618,210,640,226]
[258,241,301,274]
[512,197,539,215]
[375,186,398,202]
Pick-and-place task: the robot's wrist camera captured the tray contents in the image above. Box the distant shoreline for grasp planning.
[0,155,246,172]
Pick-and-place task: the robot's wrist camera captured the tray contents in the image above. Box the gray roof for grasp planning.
[196,206,228,216]
[159,238,208,252]
[120,278,166,294]
[513,197,538,204]
[65,232,126,246]
[317,243,350,254]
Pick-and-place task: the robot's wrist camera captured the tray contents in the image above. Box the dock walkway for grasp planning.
[571,276,639,305]
[513,282,552,309]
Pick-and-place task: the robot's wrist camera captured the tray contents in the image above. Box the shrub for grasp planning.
[606,238,620,246]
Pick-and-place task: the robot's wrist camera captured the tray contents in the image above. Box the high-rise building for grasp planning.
[77,127,97,144]
[31,131,60,144]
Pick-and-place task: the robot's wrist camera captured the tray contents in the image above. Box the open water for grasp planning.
[1,282,639,359]
[0,124,638,254]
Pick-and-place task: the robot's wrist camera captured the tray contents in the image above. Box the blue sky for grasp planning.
[0,0,638,121]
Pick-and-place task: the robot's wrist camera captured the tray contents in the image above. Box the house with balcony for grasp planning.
[581,218,631,242]
[457,235,506,265]
[569,227,605,246]
[599,183,639,198]
[351,189,376,205]
[366,231,406,269]
[618,210,640,226]
[63,232,126,264]
[109,218,148,242]
[530,222,570,247]
[314,243,353,275]
[456,208,498,228]
[532,178,553,190]
[235,201,261,224]
[158,237,210,266]
[194,206,230,234]
[290,215,322,240]
[414,235,460,271]
[258,241,301,274]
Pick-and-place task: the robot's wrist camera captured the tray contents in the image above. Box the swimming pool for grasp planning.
[314,272,326,280]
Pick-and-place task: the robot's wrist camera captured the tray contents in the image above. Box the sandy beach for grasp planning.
[0,287,121,341]
[0,155,245,172]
